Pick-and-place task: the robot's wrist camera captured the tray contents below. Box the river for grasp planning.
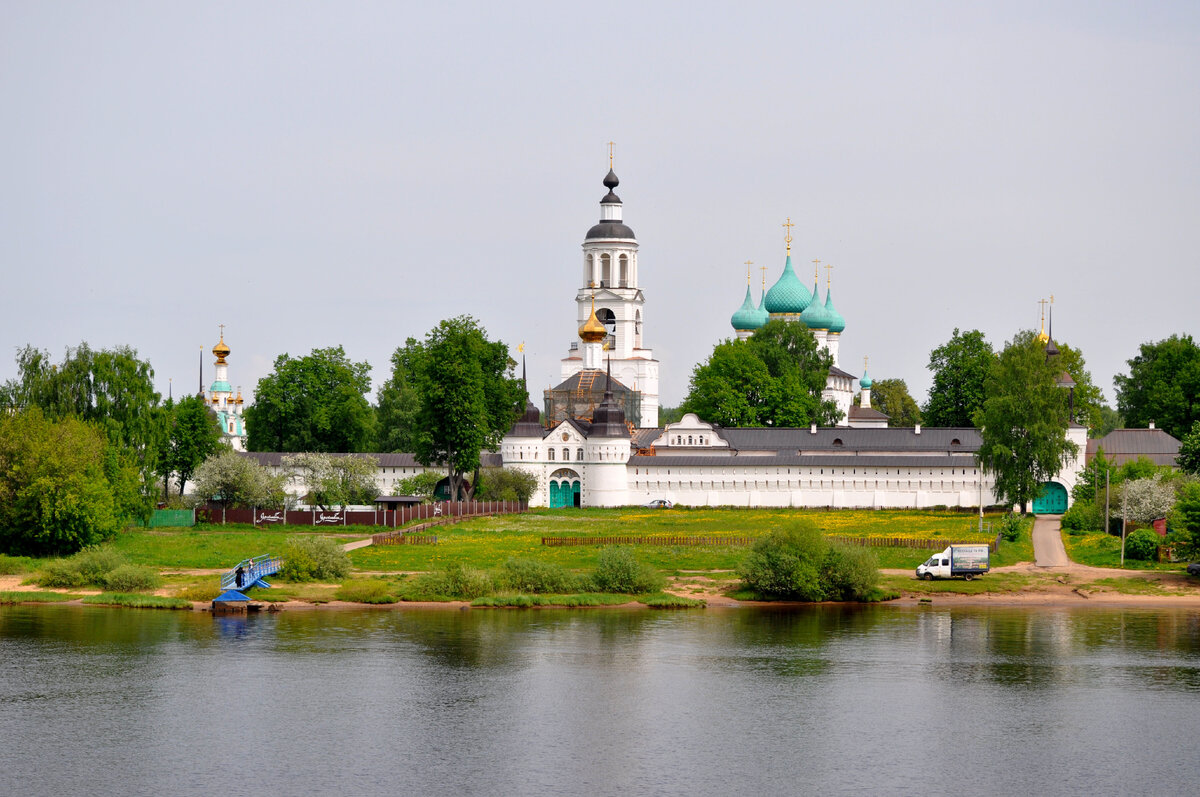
[2,603,1198,796]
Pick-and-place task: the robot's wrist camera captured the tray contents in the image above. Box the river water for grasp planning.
[2,603,1198,797]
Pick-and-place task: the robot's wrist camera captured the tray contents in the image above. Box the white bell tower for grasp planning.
[561,151,659,427]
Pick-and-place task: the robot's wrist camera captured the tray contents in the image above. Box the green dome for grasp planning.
[730,286,763,331]
[824,288,845,333]
[752,291,770,327]
[860,369,873,390]
[763,255,811,315]
[799,281,831,329]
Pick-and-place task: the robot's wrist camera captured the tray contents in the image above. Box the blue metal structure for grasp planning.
[220,555,284,594]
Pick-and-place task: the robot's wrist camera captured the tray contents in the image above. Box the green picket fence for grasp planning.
[139,509,196,528]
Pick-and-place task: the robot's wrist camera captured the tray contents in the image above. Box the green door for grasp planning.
[1033,482,1068,514]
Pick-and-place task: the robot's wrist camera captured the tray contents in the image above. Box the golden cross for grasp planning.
[760,264,768,289]
[782,217,794,253]
[864,355,869,372]
[744,260,753,285]
[1050,293,1055,305]
[607,141,615,168]
[825,263,833,287]
[218,323,225,339]
[811,258,821,281]
[517,342,525,354]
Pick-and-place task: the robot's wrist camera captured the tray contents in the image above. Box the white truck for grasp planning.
[916,545,990,581]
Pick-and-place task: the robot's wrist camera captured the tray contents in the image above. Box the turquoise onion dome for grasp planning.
[860,369,873,390]
[763,255,811,315]
[824,288,845,333]
[730,285,762,331]
[752,290,770,327]
[799,280,831,328]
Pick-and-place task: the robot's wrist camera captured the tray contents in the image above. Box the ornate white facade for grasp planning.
[206,331,247,451]
[560,168,659,427]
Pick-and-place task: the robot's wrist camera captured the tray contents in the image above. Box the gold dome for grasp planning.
[578,301,607,344]
[212,335,231,364]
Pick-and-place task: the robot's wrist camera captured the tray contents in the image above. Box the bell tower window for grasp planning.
[619,254,628,287]
[601,254,611,287]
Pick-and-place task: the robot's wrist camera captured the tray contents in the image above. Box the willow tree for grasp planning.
[974,330,1077,513]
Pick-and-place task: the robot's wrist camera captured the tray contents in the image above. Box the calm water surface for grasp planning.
[2,603,1198,797]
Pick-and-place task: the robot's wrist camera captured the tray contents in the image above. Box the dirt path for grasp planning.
[1032,514,1070,567]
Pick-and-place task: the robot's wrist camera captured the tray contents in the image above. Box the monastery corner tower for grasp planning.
[559,161,659,427]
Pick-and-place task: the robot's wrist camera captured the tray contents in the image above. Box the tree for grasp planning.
[1093,405,1123,439]
[192,451,286,514]
[158,395,225,496]
[245,346,376,453]
[1047,339,1104,433]
[1114,334,1200,440]
[1168,481,1200,559]
[737,520,879,601]
[682,320,839,427]
[658,405,685,425]
[0,409,139,555]
[400,316,524,501]
[1117,474,1176,528]
[282,453,379,509]
[1,342,165,518]
[974,330,1078,513]
[396,471,444,500]
[474,466,537,502]
[1177,421,1200,476]
[863,378,922,426]
[923,329,995,427]
[375,342,422,452]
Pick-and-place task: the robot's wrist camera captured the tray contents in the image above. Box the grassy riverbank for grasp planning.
[6,508,1188,608]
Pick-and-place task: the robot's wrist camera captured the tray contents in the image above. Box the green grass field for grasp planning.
[1063,530,1180,571]
[108,523,369,569]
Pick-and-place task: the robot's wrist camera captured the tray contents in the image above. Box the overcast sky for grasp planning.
[3,1,1197,417]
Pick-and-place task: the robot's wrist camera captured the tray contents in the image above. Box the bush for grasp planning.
[412,563,494,600]
[474,467,537,502]
[101,564,161,592]
[999,513,1025,542]
[819,545,880,601]
[587,547,665,594]
[37,548,132,588]
[278,536,351,582]
[0,554,36,575]
[335,579,398,604]
[498,558,579,594]
[738,522,827,600]
[1125,528,1161,561]
[1062,501,1103,534]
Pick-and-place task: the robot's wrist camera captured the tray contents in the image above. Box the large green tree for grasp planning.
[399,316,524,501]
[863,378,922,426]
[192,450,287,514]
[682,320,839,427]
[974,330,1078,513]
[0,409,140,555]
[157,395,225,496]
[245,346,375,453]
[1047,339,1104,433]
[1114,334,1200,440]
[923,329,995,427]
[0,343,164,519]
[375,345,421,453]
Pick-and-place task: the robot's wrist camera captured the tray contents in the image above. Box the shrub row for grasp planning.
[37,549,160,591]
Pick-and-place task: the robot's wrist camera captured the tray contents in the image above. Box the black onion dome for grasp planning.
[586,221,636,239]
[603,169,619,189]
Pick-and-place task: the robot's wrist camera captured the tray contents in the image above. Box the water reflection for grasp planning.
[2,603,1200,797]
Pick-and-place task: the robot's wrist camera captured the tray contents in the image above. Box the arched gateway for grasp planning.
[549,468,582,508]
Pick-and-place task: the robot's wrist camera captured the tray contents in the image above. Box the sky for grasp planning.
[2,1,1198,417]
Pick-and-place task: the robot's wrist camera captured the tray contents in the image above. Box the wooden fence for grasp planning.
[200,500,528,528]
[828,534,1001,552]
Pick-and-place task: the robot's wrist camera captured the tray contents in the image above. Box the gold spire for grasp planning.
[745,260,753,285]
[607,141,615,168]
[760,264,768,290]
[212,323,231,364]
[783,217,794,255]
[812,258,821,281]
[1037,298,1049,343]
[825,263,833,288]
[579,286,606,343]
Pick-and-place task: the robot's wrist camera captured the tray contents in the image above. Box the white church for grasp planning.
[496,164,1087,511]
[229,162,1086,513]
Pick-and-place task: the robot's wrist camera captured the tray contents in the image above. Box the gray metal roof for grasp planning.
[1086,428,1181,466]
[718,426,981,452]
[628,454,979,468]
[848,405,890,420]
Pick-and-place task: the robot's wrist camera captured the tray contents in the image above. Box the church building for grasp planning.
[497,162,1087,511]
[204,329,247,451]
